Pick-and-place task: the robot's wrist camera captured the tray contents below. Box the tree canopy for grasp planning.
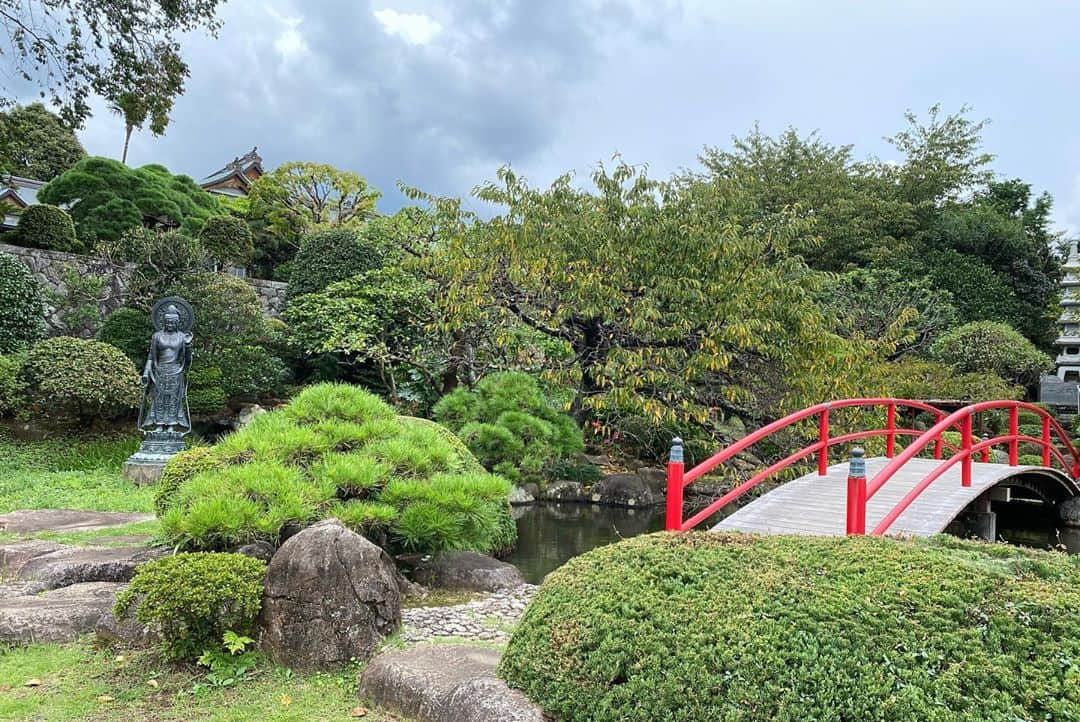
[38,156,222,245]
[0,103,84,180]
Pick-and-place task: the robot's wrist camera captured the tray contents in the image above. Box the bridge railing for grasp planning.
[665,398,960,532]
[864,400,1080,536]
[666,398,1080,534]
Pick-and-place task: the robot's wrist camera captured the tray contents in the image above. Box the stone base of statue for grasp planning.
[122,430,187,486]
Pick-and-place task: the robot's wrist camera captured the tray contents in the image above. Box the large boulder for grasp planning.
[359,644,544,722]
[1060,496,1080,527]
[412,551,524,592]
[0,581,124,643]
[258,518,401,670]
[0,541,165,589]
[590,473,658,507]
[540,480,586,503]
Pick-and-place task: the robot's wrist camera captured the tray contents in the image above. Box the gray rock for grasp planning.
[234,541,277,562]
[95,603,159,647]
[0,581,46,599]
[590,473,658,507]
[507,487,535,506]
[413,551,524,592]
[582,453,611,466]
[0,582,124,643]
[1060,496,1080,527]
[359,644,544,722]
[121,460,165,485]
[540,480,586,503]
[0,509,155,535]
[4,542,166,590]
[636,467,668,494]
[521,482,540,498]
[258,518,401,670]
[235,403,267,429]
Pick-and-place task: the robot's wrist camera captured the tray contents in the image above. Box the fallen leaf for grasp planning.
[147,679,159,688]
[23,679,42,687]
[350,707,369,718]
[280,694,293,707]
[97,695,115,703]
[114,655,126,663]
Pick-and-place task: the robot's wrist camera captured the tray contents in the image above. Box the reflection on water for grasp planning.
[503,503,666,584]
[505,500,1079,585]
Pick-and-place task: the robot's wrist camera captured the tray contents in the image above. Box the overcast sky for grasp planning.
[74,0,1080,235]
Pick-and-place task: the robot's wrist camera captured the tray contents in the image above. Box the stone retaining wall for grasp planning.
[0,242,288,334]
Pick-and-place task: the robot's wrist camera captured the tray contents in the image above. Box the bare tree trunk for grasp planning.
[121,124,133,164]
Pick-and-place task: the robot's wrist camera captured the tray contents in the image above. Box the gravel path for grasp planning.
[401,585,537,645]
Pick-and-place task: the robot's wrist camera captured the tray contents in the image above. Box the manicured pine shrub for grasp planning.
[0,252,45,354]
[433,372,584,484]
[96,307,152,364]
[500,533,1080,722]
[114,552,266,661]
[159,383,515,555]
[22,337,141,422]
[13,204,80,253]
[197,215,255,268]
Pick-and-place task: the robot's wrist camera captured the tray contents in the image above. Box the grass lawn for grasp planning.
[0,640,409,721]
[0,430,154,514]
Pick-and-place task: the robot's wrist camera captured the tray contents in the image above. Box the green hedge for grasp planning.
[0,252,45,354]
[22,337,141,422]
[13,204,80,252]
[500,533,1080,722]
[159,383,514,555]
[96,307,151,364]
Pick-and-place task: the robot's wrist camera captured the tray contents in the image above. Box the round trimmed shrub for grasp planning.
[0,252,45,354]
[160,383,514,555]
[0,353,26,416]
[198,215,254,267]
[22,337,141,421]
[287,224,398,298]
[14,204,79,252]
[186,363,228,415]
[114,552,266,661]
[930,321,1053,386]
[96,307,151,363]
[500,533,1080,722]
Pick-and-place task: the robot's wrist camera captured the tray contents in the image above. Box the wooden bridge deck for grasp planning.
[711,457,1061,537]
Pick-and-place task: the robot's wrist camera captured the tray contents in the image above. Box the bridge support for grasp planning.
[960,494,997,542]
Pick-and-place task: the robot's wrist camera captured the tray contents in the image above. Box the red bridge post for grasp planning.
[666,437,684,531]
[818,406,830,476]
[845,446,866,534]
[961,414,972,487]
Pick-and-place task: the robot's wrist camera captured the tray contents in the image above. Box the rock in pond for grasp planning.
[508,486,535,506]
[1061,496,1080,527]
[539,480,586,503]
[412,551,524,592]
[359,644,544,722]
[0,581,124,643]
[590,473,658,507]
[258,518,401,670]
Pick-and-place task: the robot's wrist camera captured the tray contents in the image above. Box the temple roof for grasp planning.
[201,147,262,193]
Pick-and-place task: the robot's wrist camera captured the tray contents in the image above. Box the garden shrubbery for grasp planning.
[0,252,45,354]
[198,214,254,268]
[0,353,26,415]
[159,383,514,555]
[114,552,266,661]
[13,204,80,253]
[501,533,1080,722]
[288,224,398,298]
[22,337,141,422]
[96,307,151,363]
[433,372,583,484]
[930,320,1053,386]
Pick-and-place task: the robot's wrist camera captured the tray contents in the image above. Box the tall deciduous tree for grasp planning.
[0,102,84,180]
[0,0,223,128]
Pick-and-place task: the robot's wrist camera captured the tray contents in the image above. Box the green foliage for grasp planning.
[930,321,1053,386]
[0,353,26,416]
[38,157,222,245]
[198,215,255,267]
[97,227,209,307]
[22,337,141,422]
[47,267,109,335]
[875,357,1021,402]
[196,631,260,689]
[288,223,399,298]
[159,383,514,555]
[501,533,1080,722]
[0,252,45,353]
[0,103,85,180]
[155,446,223,517]
[13,204,80,252]
[97,307,151,363]
[186,363,228,415]
[217,345,289,400]
[434,372,584,483]
[115,552,266,661]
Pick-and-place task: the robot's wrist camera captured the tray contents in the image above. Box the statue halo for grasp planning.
[151,296,195,333]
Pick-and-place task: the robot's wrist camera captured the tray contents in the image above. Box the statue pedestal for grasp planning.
[122,430,186,486]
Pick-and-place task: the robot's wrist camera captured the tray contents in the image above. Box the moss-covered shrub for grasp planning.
[433,372,583,483]
[502,533,1080,722]
[0,252,45,354]
[114,552,265,661]
[198,215,254,267]
[13,204,80,252]
[96,307,151,363]
[22,337,141,422]
[0,353,26,416]
[930,321,1053,386]
[160,383,514,555]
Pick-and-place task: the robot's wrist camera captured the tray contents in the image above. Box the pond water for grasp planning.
[505,501,1079,585]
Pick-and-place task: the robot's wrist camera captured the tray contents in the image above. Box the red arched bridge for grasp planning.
[665,399,1080,538]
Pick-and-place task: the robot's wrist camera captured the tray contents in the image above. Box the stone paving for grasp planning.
[400,584,537,645]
